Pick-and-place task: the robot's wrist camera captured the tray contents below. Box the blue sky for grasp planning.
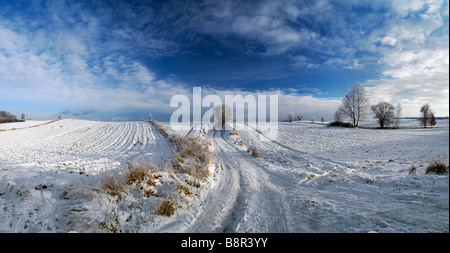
[1,0,449,121]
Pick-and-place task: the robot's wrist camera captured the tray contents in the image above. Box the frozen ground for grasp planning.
[0,118,448,232]
[236,119,449,232]
[0,120,52,130]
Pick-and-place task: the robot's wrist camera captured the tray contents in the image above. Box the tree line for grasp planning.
[0,111,26,124]
[288,82,439,128]
[334,82,437,128]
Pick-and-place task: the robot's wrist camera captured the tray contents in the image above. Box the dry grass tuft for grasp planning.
[150,119,213,180]
[229,128,240,135]
[247,146,263,158]
[178,184,194,197]
[171,136,212,180]
[154,200,178,216]
[408,164,417,174]
[143,188,161,198]
[425,159,448,174]
[126,161,156,185]
[150,119,171,137]
[101,175,126,197]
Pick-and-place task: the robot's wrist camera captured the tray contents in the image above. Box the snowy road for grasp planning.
[211,132,289,232]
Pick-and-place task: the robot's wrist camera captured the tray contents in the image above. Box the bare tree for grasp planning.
[288,112,294,122]
[418,103,433,128]
[394,103,402,127]
[21,113,26,121]
[334,110,343,123]
[371,102,395,128]
[0,110,19,123]
[213,104,233,129]
[337,82,369,127]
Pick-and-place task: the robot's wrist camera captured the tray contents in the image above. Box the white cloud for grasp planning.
[365,43,449,116]
[198,86,341,121]
[380,36,398,46]
[291,55,319,68]
[357,0,449,117]
[0,22,186,117]
[1,0,448,120]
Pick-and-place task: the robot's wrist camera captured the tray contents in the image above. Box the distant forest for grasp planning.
[0,110,25,123]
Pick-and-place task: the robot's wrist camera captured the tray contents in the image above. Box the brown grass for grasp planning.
[154,200,178,216]
[150,119,171,137]
[125,161,156,185]
[178,184,194,197]
[101,175,126,197]
[408,164,417,175]
[150,119,213,180]
[171,135,212,180]
[143,188,161,198]
[229,128,240,135]
[425,159,448,174]
[247,146,263,158]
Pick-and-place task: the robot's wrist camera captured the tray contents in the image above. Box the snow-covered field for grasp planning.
[0,120,52,130]
[0,118,448,232]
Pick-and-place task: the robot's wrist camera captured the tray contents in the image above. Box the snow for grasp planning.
[0,118,448,232]
[0,120,53,130]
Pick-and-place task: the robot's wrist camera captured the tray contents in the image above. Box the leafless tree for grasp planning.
[394,103,402,127]
[213,104,233,129]
[371,102,395,128]
[334,110,343,123]
[337,82,369,127]
[0,110,19,123]
[419,103,433,128]
[21,113,26,121]
[288,112,294,122]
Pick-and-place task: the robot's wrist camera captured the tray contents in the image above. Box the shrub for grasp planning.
[430,114,436,127]
[425,159,448,174]
[0,110,20,123]
[327,121,354,128]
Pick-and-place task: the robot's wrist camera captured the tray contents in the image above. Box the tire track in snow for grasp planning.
[212,131,290,232]
[185,133,240,233]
